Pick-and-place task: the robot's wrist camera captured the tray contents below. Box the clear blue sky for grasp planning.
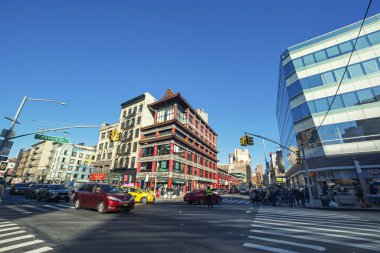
[1,0,379,166]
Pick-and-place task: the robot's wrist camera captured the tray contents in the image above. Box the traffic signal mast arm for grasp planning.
[244,132,298,156]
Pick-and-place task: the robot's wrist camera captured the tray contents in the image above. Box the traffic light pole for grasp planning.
[244,132,315,206]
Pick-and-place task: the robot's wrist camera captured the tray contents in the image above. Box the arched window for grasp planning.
[119,158,124,167]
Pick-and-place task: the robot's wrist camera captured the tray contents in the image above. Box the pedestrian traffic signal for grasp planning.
[246,136,254,146]
[240,136,247,146]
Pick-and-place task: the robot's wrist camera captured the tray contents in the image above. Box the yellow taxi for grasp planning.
[122,186,155,204]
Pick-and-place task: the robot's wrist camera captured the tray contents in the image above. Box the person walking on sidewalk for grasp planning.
[205,186,214,208]
[0,178,5,203]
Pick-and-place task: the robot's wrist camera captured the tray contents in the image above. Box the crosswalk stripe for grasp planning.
[251,224,380,244]
[0,221,11,224]
[0,230,26,238]
[0,234,35,244]
[0,239,44,252]
[247,235,326,251]
[238,200,247,204]
[254,214,375,228]
[22,205,49,212]
[56,204,74,209]
[43,205,65,210]
[242,242,299,253]
[250,229,380,252]
[257,210,362,219]
[254,217,380,233]
[7,206,32,214]
[23,247,54,253]
[0,227,20,233]
[257,211,363,221]
[0,224,17,228]
[253,220,379,238]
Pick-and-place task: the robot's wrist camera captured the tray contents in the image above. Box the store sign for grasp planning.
[89,173,106,181]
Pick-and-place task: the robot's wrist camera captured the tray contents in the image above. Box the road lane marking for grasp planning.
[43,205,65,210]
[24,247,54,253]
[251,224,380,244]
[257,211,363,221]
[0,227,20,233]
[0,230,26,238]
[0,239,44,252]
[0,224,17,228]
[242,242,299,253]
[0,234,35,244]
[247,235,326,251]
[250,230,380,252]
[254,217,380,233]
[56,204,74,209]
[7,206,32,214]
[22,205,49,212]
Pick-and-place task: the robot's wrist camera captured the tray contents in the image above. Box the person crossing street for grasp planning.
[205,186,214,208]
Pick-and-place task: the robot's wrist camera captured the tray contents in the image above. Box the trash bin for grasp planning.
[320,195,329,207]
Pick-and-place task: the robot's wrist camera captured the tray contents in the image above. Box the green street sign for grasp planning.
[34,134,70,143]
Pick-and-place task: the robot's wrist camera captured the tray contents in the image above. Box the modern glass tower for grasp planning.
[276,14,380,201]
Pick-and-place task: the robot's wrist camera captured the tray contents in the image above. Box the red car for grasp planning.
[73,183,135,214]
[184,190,222,205]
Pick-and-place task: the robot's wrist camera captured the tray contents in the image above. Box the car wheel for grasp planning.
[187,201,192,205]
[74,199,81,209]
[199,198,205,205]
[141,197,148,204]
[97,201,106,214]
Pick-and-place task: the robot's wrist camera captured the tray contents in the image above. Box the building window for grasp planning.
[72,152,77,157]
[107,152,112,159]
[126,143,132,153]
[63,150,68,155]
[85,154,90,159]
[157,106,174,123]
[137,116,141,125]
[70,159,74,164]
[157,144,171,155]
[98,144,103,150]
[96,154,101,160]
[131,157,136,168]
[102,153,106,159]
[157,160,169,172]
[101,132,106,139]
[135,129,139,138]
[79,153,83,158]
[139,104,143,112]
[128,108,132,115]
[173,161,184,173]
[140,162,152,172]
[131,118,135,126]
[125,158,129,168]
[174,145,185,158]
[142,147,154,157]
[123,111,126,117]
[133,142,137,152]
[109,141,114,148]
[133,106,137,114]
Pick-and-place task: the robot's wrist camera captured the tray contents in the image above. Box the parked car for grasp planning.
[184,190,222,205]
[240,189,248,195]
[10,183,29,195]
[37,184,70,202]
[25,184,45,198]
[122,186,155,204]
[73,183,135,214]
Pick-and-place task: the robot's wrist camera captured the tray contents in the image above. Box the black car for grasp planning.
[25,184,45,198]
[10,183,29,194]
[37,184,70,202]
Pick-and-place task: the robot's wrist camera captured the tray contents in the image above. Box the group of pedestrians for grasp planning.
[250,187,310,207]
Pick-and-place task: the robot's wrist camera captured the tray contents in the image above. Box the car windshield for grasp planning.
[104,185,126,194]
[49,185,66,190]
[35,184,44,189]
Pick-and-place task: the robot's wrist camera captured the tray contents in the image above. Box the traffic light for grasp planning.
[246,136,254,146]
[108,130,116,141]
[296,151,302,164]
[114,131,121,141]
[240,136,247,146]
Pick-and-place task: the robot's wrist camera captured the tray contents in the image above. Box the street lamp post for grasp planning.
[0,96,67,156]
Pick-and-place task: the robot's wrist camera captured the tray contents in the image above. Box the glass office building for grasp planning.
[276,14,380,201]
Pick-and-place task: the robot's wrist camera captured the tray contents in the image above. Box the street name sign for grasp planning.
[34,134,70,143]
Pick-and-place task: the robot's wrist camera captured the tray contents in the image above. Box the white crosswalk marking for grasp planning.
[43,204,66,210]
[243,207,380,252]
[56,204,74,209]
[22,204,50,212]
[222,198,250,205]
[7,206,32,214]
[0,219,54,252]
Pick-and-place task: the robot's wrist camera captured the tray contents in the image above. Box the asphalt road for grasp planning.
[1,192,380,253]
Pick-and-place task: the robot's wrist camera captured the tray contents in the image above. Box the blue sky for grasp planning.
[1,0,379,166]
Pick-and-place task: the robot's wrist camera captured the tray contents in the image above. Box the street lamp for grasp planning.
[0,96,68,156]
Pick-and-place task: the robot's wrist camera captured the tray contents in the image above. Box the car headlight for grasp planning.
[107,196,121,202]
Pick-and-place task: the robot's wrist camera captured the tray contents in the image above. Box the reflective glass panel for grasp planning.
[339,41,354,54]
[347,63,364,78]
[357,89,375,104]
[314,50,327,62]
[320,124,339,144]
[355,36,370,50]
[373,86,380,101]
[314,98,329,113]
[328,95,344,110]
[367,31,380,45]
[326,46,340,58]
[303,54,316,66]
[293,58,304,69]
[334,67,349,81]
[321,71,336,85]
[362,59,379,74]
[308,101,317,114]
[342,92,360,107]
[308,74,323,88]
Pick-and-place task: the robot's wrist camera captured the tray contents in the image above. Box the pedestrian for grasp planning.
[250,190,256,205]
[0,178,5,203]
[205,186,214,208]
[300,188,306,207]
[294,188,300,206]
[305,187,310,203]
[288,189,295,207]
